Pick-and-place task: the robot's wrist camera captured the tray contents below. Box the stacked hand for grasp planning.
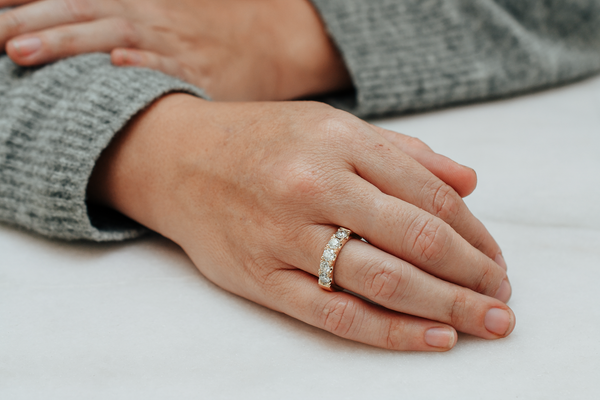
[0,0,351,100]
[2,0,514,350]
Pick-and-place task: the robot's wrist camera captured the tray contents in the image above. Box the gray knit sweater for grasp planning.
[1,0,600,241]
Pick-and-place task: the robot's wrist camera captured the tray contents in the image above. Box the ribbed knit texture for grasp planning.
[0,53,206,241]
[1,1,600,241]
[310,0,600,117]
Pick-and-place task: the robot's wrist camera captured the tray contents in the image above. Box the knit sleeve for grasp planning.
[309,0,600,118]
[0,53,207,241]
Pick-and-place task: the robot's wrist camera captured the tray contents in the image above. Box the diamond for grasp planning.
[323,248,336,262]
[335,230,348,240]
[320,260,331,271]
[319,274,331,285]
[328,238,341,249]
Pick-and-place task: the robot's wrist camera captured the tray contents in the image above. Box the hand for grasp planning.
[88,95,513,351]
[0,0,352,101]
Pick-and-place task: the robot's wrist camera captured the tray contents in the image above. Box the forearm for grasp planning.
[0,53,206,241]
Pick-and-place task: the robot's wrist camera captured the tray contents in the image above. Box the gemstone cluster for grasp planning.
[318,227,351,289]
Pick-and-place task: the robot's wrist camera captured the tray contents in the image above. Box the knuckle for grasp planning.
[50,29,77,53]
[112,18,139,47]
[1,12,23,36]
[364,259,408,304]
[316,113,361,144]
[408,215,451,266]
[62,0,94,21]
[404,135,429,150]
[320,296,359,337]
[278,162,330,207]
[384,319,404,349]
[472,264,497,295]
[428,180,461,225]
[448,289,469,327]
[466,222,487,252]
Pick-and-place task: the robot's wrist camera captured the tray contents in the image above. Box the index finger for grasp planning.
[356,123,506,269]
[0,0,107,47]
[0,0,37,6]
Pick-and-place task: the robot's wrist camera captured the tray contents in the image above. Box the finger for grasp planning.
[372,126,478,197]
[300,174,508,299]
[255,268,459,351]
[6,18,139,66]
[111,48,194,84]
[0,0,107,48]
[0,0,38,7]
[353,126,505,268]
[288,227,514,339]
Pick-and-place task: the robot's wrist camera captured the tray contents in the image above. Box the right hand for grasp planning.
[0,0,351,101]
[89,94,513,351]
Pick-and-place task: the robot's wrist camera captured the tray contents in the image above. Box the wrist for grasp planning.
[87,93,207,240]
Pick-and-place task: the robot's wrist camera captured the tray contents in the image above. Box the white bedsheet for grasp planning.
[2,76,599,399]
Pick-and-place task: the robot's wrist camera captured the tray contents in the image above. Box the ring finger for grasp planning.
[257,268,459,351]
[289,225,515,339]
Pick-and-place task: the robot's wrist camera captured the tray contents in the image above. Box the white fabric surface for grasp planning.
[2,76,600,399]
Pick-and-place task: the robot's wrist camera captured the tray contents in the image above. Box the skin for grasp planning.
[0,0,514,350]
[0,0,352,100]
[87,95,514,351]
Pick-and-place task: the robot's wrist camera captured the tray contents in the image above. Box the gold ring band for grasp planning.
[318,227,354,291]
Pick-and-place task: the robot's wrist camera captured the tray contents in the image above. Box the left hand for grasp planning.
[0,0,352,101]
[88,95,511,351]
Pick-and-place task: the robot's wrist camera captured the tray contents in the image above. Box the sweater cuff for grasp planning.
[309,0,600,118]
[0,53,207,241]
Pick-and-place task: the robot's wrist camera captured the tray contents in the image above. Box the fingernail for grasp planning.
[493,279,512,303]
[11,37,42,57]
[495,253,507,270]
[424,327,455,348]
[460,164,475,173]
[484,308,512,336]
